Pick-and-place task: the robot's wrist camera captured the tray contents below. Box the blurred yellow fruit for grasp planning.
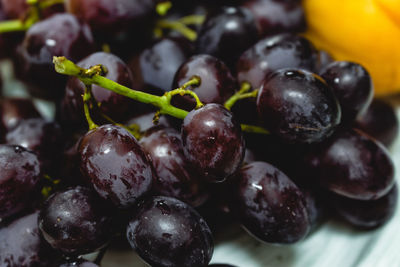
[304,0,400,96]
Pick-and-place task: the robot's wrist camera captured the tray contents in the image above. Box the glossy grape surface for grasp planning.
[16,13,95,99]
[139,126,209,207]
[65,0,156,36]
[232,161,310,244]
[61,52,136,128]
[38,186,113,256]
[300,129,395,200]
[126,196,213,267]
[321,61,373,123]
[355,99,399,147]
[196,6,258,68]
[0,145,41,220]
[173,54,237,110]
[256,68,341,143]
[129,38,192,93]
[79,124,153,208]
[181,104,245,182]
[330,184,398,229]
[6,118,64,173]
[0,211,57,267]
[237,34,318,89]
[242,0,306,37]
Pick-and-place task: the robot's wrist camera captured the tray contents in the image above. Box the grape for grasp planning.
[242,0,306,37]
[316,50,334,72]
[300,129,395,200]
[173,54,238,110]
[209,265,238,267]
[0,211,58,267]
[0,98,41,131]
[355,98,399,147]
[237,34,318,89]
[231,161,310,244]
[78,124,154,208]
[139,126,209,207]
[61,52,137,129]
[330,184,398,229]
[128,37,192,94]
[256,68,341,143]
[0,145,41,220]
[126,196,213,267]
[15,13,95,99]
[57,261,100,267]
[181,104,245,182]
[65,0,156,36]
[320,61,373,123]
[38,186,113,256]
[5,118,64,174]
[196,6,259,68]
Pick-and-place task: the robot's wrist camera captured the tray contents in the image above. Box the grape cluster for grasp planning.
[0,0,398,267]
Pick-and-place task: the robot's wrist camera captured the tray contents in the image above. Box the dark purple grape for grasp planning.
[65,0,156,36]
[321,61,373,123]
[242,0,306,37]
[256,68,341,143]
[232,161,310,244]
[173,55,238,110]
[57,261,99,267]
[16,13,95,99]
[355,98,399,147]
[209,265,238,267]
[78,124,153,208]
[0,211,58,267]
[126,196,213,267]
[61,52,136,129]
[140,126,209,207]
[0,145,41,220]
[196,6,259,68]
[300,129,395,200]
[5,118,64,174]
[237,34,318,89]
[38,186,113,256]
[330,184,398,229]
[0,98,41,131]
[128,38,192,94]
[181,104,245,182]
[316,50,334,72]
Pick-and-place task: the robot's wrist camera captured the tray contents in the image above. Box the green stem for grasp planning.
[155,19,198,41]
[156,1,172,16]
[0,19,30,33]
[241,124,270,134]
[83,85,99,130]
[53,57,270,135]
[179,15,205,25]
[225,82,256,110]
[54,56,190,119]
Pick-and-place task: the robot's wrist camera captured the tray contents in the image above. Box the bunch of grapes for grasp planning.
[0,0,398,266]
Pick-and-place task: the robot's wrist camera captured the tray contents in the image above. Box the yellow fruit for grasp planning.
[304,0,400,96]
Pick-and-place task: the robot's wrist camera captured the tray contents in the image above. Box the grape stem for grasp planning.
[0,0,64,33]
[53,56,270,135]
[155,19,198,41]
[83,85,99,130]
[224,82,259,110]
[54,56,196,120]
